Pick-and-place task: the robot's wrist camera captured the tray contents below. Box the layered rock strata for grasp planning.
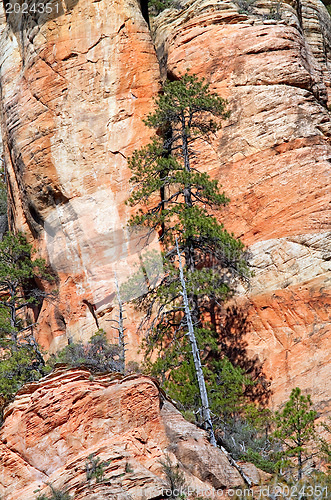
[0,0,160,351]
[0,0,330,419]
[153,0,331,412]
[0,369,260,499]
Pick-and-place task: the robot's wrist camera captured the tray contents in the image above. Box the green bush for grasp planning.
[245,448,276,474]
[234,0,256,15]
[49,330,123,373]
[148,0,173,16]
[156,354,253,429]
[36,484,71,500]
[0,232,54,422]
[0,343,50,403]
[159,454,186,499]
[219,414,280,472]
[85,453,111,484]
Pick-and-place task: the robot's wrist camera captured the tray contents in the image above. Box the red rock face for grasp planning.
[0,0,161,351]
[153,0,331,413]
[0,0,330,421]
[0,369,260,499]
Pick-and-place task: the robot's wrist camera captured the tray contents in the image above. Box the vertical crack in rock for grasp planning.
[139,0,150,26]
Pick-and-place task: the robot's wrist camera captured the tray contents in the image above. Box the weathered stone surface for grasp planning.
[0,0,161,352]
[0,0,330,447]
[245,274,331,412]
[299,0,331,96]
[0,369,259,499]
[249,231,331,293]
[238,232,331,413]
[153,0,331,414]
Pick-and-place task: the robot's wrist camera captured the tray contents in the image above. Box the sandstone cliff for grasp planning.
[0,0,161,351]
[153,0,331,413]
[0,0,330,424]
[0,368,260,499]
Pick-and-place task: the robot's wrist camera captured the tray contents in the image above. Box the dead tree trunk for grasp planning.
[107,272,125,373]
[175,238,253,486]
[175,238,217,447]
[114,272,125,371]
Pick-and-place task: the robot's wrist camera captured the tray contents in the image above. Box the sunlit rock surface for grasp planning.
[0,369,261,499]
[0,0,330,426]
[0,0,161,353]
[153,0,331,413]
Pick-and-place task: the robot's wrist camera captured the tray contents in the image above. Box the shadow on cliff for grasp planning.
[3,0,149,31]
[212,303,272,406]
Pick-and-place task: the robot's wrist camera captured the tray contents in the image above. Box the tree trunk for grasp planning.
[180,121,200,328]
[297,435,303,480]
[298,454,302,480]
[176,240,253,486]
[114,272,125,372]
[9,292,18,349]
[159,124,173,241]
[176,238,217,446]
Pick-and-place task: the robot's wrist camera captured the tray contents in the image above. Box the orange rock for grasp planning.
[0,0,161,352]
[0,0,330,430]
[0,369,260,499]
[153,0,331,415]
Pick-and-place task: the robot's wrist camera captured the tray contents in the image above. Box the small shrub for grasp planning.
[234,0,256,15]
[49,330,123,373]
[263,1,282,20]
[218,412,280,474]
[245,448,276,474]
[125,360,141,374]
[318,419,331,471]
[0,232,54,422]
[125,462,134,474]
[148,0,174,16]
[0,342,51,419]
[260,472,331,499]
[35,484,71,500]
[159,454,186,498]
[85,453,110,483]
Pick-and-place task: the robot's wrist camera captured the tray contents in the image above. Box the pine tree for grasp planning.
[126,72,249,431]
[274,387,317,480]
[0,232,53,419]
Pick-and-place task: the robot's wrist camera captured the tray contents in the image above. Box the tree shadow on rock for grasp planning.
[213,302,272,407]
